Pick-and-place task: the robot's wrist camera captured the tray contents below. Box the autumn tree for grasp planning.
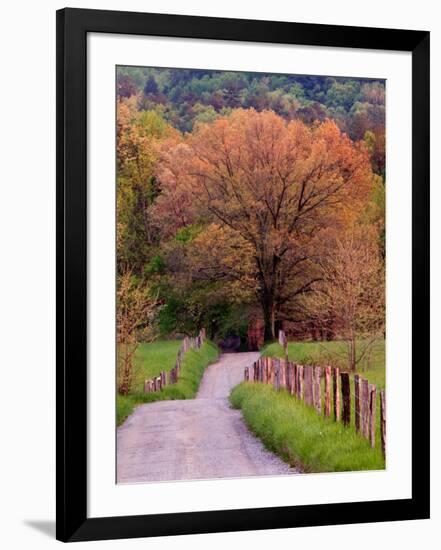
[117,74,138,99]
[160,109,373,341]
[117,99,179,271]
[187,223,257,301]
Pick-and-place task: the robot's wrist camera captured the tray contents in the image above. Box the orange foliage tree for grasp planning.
[158,109,374,341]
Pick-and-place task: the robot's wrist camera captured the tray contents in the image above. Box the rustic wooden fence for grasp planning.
[143,328,206,393]
[244,333,386,457]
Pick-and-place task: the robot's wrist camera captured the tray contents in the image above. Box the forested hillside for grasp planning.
[117,67,385,176]
[116,67,385,384]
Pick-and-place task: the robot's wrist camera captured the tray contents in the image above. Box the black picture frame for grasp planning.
[56,7,430,543]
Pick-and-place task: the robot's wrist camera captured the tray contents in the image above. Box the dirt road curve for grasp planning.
[117,352,297,483]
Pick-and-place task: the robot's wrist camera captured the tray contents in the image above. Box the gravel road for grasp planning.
[117,352,297,483]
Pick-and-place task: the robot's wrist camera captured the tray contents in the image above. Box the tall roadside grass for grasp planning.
[230,382,385,473]
[117,341,219,426]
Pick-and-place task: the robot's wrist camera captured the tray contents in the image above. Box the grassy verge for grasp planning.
[117,341,219,426]
[230,382,385,472]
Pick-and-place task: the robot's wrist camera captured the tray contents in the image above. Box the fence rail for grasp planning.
[244,345,385,456]
[143,328,206,394]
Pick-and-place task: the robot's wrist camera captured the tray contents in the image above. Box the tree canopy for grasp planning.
[116,67,385,359]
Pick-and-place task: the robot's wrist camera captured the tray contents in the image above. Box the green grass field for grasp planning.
[230,382,385,473]
[131,340,182,392]
[262,339,385,389]
[117,340,219,426]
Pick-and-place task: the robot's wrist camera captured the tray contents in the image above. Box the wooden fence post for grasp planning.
[176,351,182,375]
[288,363,295,395]
[270,358,275,386]
[341,372,350,427]
[285,362,291,393]
[280,359,286,389]
[274,359,280,390]
[278,329,288,362]
[292,364,297,396]
[361,378,370,438]
[313,366,322,413]
[324,366,331,417]
[369,384,377,448]
[278,329,285,347]
[333,367,341,421]
[380,390,386,457]
[297,365,304,400]
[244,367,249,381]
[354,374,361,432]
[304,366,313,406]
[144,379,149,393]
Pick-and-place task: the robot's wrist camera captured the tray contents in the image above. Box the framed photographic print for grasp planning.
[56,8,430,542]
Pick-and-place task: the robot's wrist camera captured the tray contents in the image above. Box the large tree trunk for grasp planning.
[261,293,276,342]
